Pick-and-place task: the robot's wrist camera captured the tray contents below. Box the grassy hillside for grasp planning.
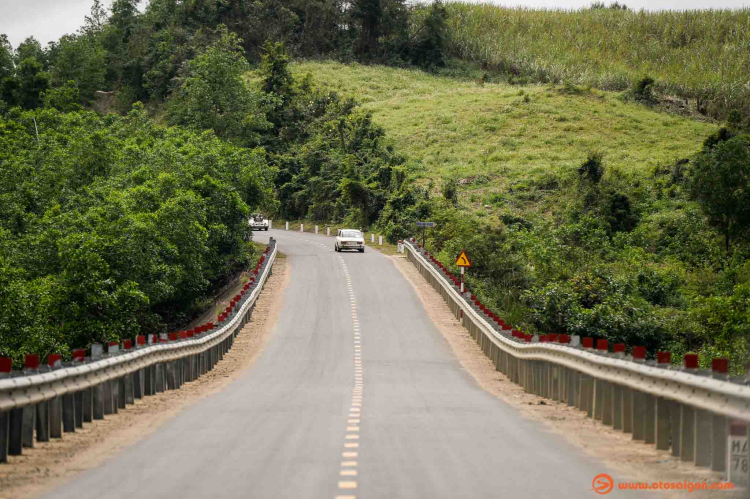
[292,61,750,373]
[293,61,716,216]
[442,3,750,121]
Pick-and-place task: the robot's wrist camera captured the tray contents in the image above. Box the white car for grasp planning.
[335,229,365,253]
[249,214,269,231]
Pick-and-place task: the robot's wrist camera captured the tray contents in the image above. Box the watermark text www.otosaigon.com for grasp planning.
[592,474,735,494]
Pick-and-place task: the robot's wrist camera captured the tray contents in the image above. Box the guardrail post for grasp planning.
[83,387,93,423]
[695,409,712,467]
[593,379,605,421]
[300,223,304,232]
[74,391,84,429]
[0,410,8,463]
[8,408,23,455]
[670,402,681,457]
[22,404,35,448]
[567,369,576,407]
[143,365,153,395]
[643,394,656,444]
[117,376,127,409]
[155,363,164,393]
[613,384,623,430]
[680,404,695,461]
[580,373,594,417]
[632,389,645,441]
[315,225,318,234]
[622,387,633,433]
[712,415,727,473]
[103,380,115,415]
[602,381,613,426]
[62,393,76,433]
[49,396,62,437]
[92,384,104,420]
[166,362,176,390]
[710,359,729,473]
[655,398,671,450]
[35,400,50,442]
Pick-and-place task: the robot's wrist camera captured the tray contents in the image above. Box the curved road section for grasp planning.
[44,230,632,499]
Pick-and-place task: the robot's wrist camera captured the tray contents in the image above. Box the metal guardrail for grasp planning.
[404,239,750,484]
[0,238,278,463]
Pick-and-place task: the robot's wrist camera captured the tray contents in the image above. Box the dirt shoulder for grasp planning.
[0,257,290,499]
[391,255,744,499]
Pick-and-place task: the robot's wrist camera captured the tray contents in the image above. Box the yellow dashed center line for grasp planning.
[336,256,364,499]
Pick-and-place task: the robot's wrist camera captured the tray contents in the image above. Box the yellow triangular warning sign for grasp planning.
[456,250,472,267]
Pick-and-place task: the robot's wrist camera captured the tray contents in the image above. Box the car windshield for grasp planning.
[341,230,362,238]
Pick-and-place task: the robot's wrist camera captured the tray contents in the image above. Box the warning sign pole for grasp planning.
[456,250,472,294]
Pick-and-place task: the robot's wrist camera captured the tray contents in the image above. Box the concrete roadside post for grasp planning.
[371,233,375,243]
[91,343,105,420]
[327,227,331,236]
[315,225,318,234]
[727,421,749,488]
[269,219,272,230]
[379,235,383,246]
[0,357,11,462]
[300,223,304,233]
[285,221,289,231]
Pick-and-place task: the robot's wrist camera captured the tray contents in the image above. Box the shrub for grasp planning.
[604,190,638,233]
[578,152,604,184]
[631,76,656,103]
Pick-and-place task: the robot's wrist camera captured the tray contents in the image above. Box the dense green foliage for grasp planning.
[0,105,272,363]
[3,0,750,375]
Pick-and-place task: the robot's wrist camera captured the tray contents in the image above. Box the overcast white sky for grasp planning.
[2,0,750,48]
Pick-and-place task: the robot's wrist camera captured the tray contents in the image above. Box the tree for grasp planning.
[82,0,110,37]
[409,0,448,69]
[52,34,107,100]
[0,35,14,81]
[42,80,83,112]
[14,37,46,67]
[689,135,750,253]
[167,26,270,143]
[2,57,51,109]
[350,0,384,59]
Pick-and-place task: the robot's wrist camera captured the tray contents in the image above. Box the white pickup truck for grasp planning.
[249,214,269,231]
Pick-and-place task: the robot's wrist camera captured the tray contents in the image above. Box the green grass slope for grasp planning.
[293,61,715,214]
[443,3,750,121]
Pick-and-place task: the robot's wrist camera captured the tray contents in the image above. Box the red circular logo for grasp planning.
[592,474,614,495]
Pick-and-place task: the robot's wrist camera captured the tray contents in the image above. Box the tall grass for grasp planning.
[444,2,750,120]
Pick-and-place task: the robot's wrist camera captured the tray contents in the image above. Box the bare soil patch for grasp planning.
[391,255,744,499]
[0,258,290,499]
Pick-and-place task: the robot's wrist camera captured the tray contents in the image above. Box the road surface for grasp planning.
[42,229,636,499]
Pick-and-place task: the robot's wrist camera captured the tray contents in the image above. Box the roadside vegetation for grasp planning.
[1,0,750,373]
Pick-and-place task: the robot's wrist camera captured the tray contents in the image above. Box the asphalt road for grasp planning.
[43,229,637,499]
